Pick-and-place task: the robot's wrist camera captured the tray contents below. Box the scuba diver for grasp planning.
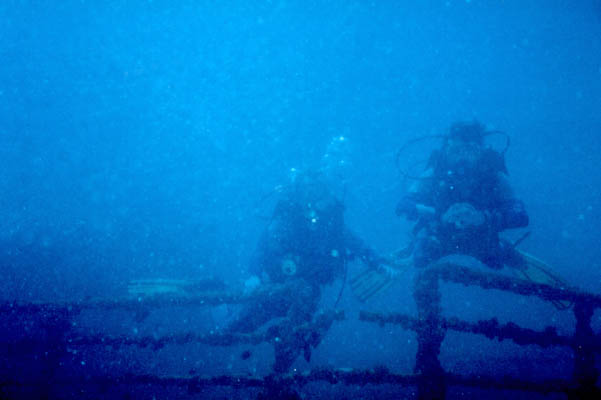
[395,121,529,270]
[227,136,394,373]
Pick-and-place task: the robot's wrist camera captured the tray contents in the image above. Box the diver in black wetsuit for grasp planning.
[227,136,391,373]
[395,121,529,269]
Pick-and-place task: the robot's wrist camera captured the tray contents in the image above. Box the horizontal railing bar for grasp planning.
[65,331,266,348]
[8,307,589,352]
[0,295,241,314]
[445,373,573,394]
[53,310,343,349]
[0,284,294,314]
[430,262,601,308]
[1,265,599,314]
[360,311,601,351]
[0,370,574,394]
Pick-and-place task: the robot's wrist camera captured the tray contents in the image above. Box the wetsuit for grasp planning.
[228,171,381,372]
[396,147,528,269]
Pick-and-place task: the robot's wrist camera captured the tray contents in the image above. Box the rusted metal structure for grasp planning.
[1,262,600,399]
[363,262,601,399]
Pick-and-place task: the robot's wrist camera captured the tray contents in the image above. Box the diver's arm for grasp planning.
[488,173,529,230]
[343,228,385,270]
[247,198,292,282]
[243,275,261,294]
[396,194,420,220]
[396,172,436,220]
[489,199,529,230]
[343,229,401,278]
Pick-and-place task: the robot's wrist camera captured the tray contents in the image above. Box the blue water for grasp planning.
[1,1,600,398]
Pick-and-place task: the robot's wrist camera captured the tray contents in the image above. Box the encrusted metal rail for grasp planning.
[0,289,255,314]
[1,263,600,399]
[0,369,574,394]
[62,309,344,349]
[401,262,601,399]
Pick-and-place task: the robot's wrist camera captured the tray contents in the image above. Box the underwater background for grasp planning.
[1,0,601,398]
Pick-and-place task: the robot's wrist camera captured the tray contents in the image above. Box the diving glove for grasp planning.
[379,263,401,279]
[243,275,261,295]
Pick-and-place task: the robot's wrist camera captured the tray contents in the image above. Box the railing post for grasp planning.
[569,302,600,399]
[414,268,446,400]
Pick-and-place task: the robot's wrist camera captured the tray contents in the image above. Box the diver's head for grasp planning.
[320,135,352,181]
[446,121,486,146]
[319,135,352,200]
[443,121,486,167]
